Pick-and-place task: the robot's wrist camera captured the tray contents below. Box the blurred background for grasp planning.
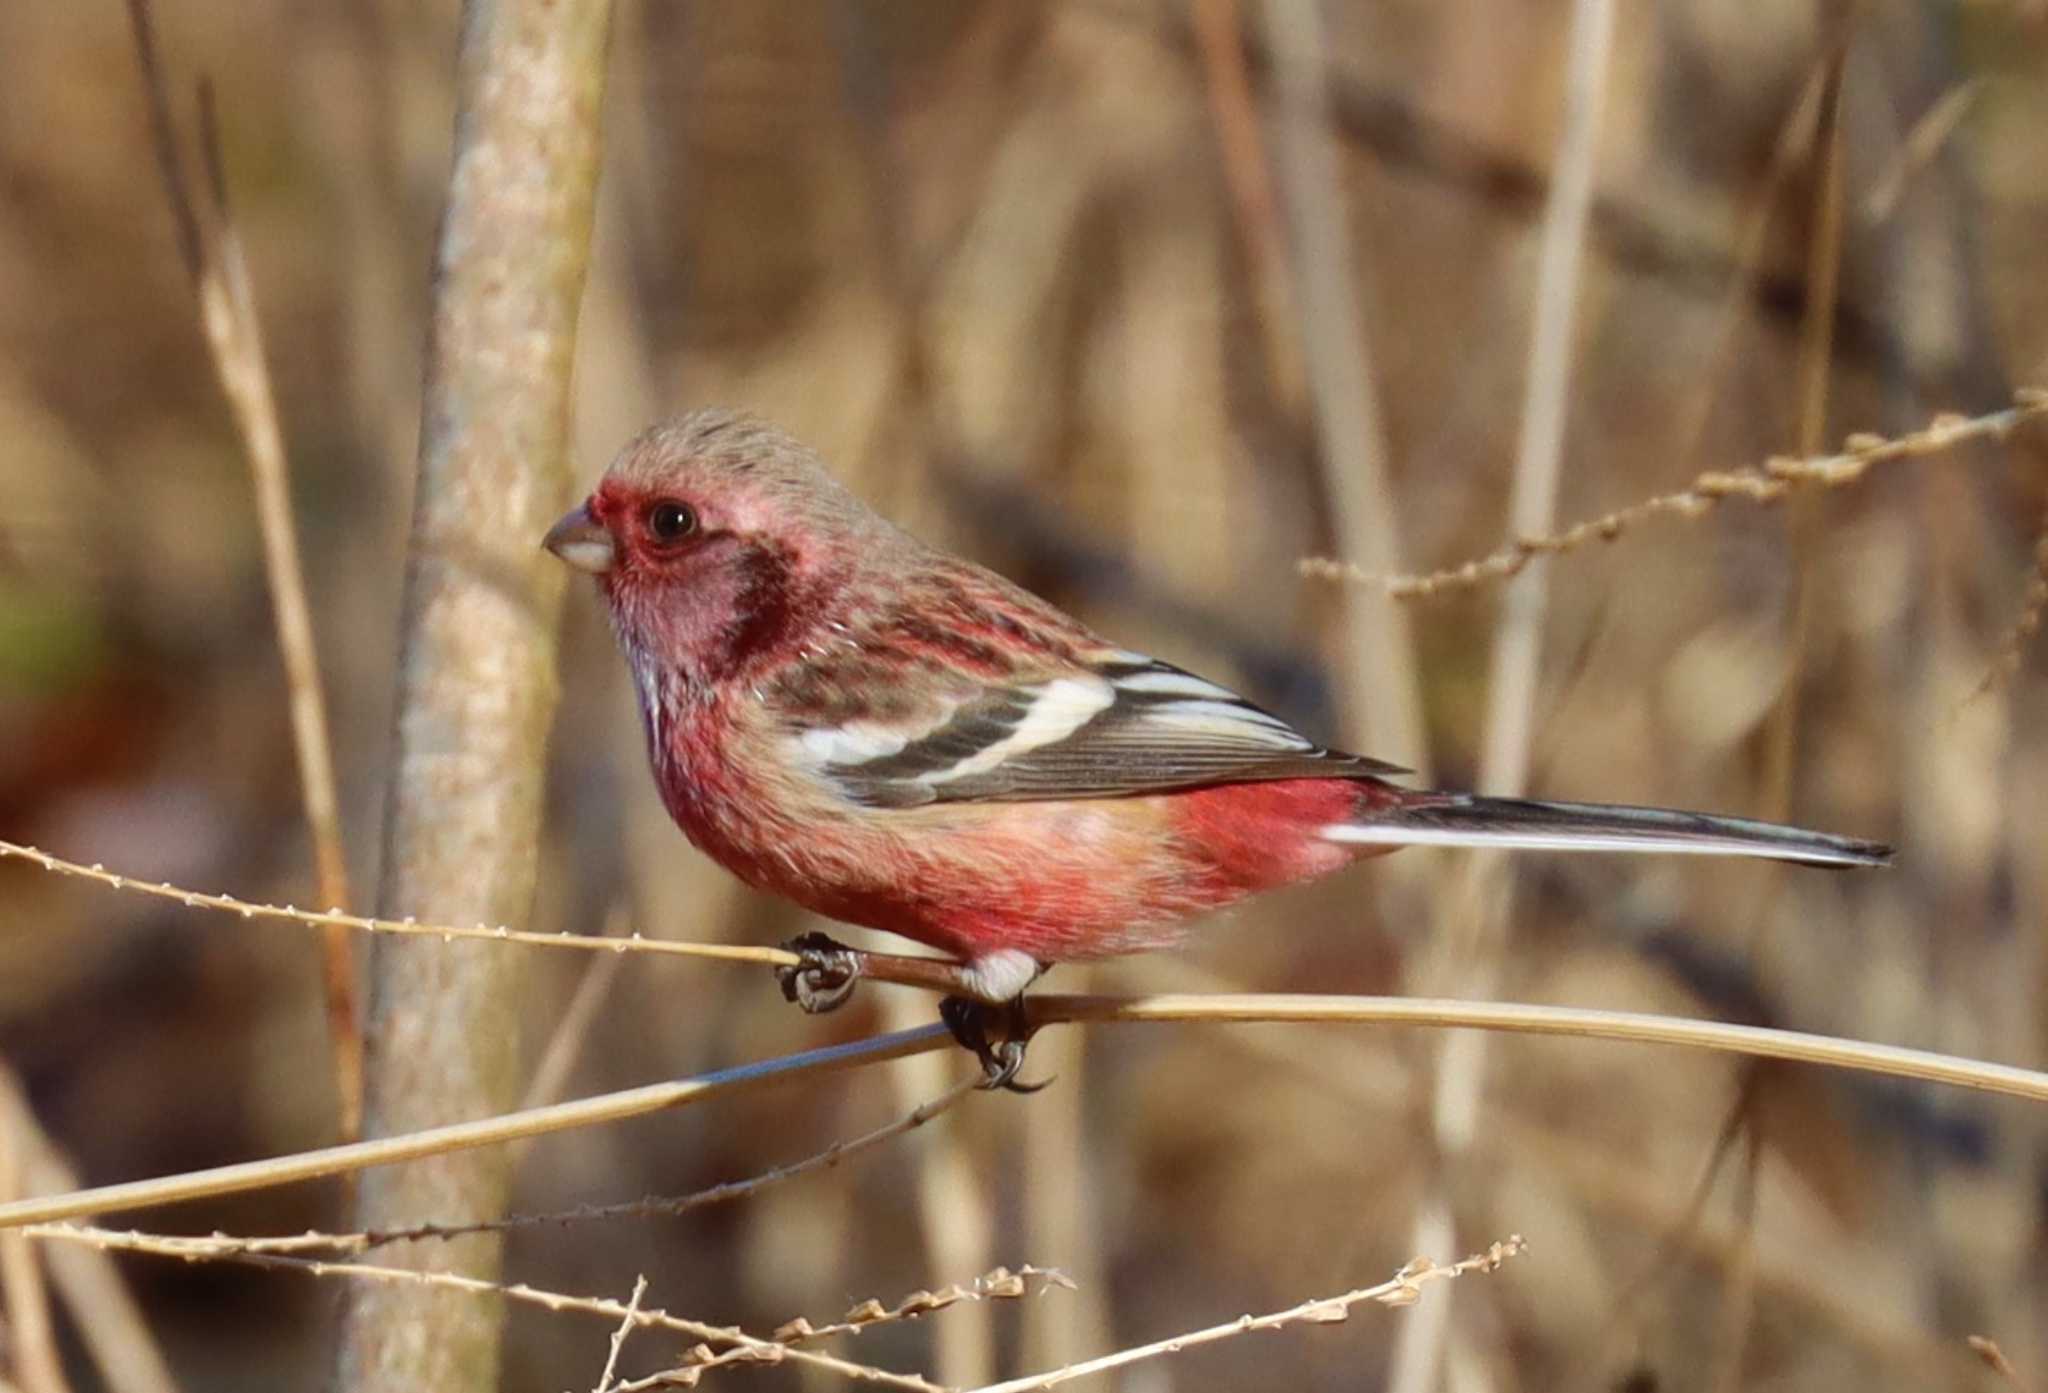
[3,1,2047,1389]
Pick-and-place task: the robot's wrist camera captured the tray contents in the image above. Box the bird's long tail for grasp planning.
[1323,793,1891,869]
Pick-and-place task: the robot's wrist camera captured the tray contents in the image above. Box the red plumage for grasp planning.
[545,410,1890,1008]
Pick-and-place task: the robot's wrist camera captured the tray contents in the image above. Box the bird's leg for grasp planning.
[776,932,1015,1013]
[939,995,1049,1094]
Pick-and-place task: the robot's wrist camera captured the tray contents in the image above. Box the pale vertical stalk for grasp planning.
[1389,4,1615,1393]
[1758,47,1849,834]
[0,1117,67,1393]
[1261,0,1430,782]
[125,0,362,1140]
[1193,0,1307,411]
[1021,968,1112,1372]
[0,1069,179,1393]
[334,0,613,1390]
[880,991,995,1387]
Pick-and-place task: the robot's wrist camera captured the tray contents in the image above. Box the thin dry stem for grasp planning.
[124,0,361,1143]
[880,991,996,1386]
[1667,56,1832,471]
[592,1275,647,1393]
[1392,9,1613,1393]
[0,1070,178,1393]
[517,906,632,1124]
[1300,390,2048,596]
[1191,0,1305,409]
[137,1075,977,1256]
[769,1265,1074,1348]
[0,839,799,967]
[26,1228,938,1393]
[603,1267,1072,1392]
[1863,80,1983,225]
[0,838,1070,998]
[0,1118,68,1393]
[1755,33,1849,908]
[1967,1336,2023,1385]
[1262,0,1432,779]
[7,994,2048,1232]
[966,1237,1525,1393]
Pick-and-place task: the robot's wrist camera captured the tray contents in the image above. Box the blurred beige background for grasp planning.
[2,2,2046,1389]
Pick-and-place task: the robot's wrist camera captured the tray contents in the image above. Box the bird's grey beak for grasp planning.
[542,502,616,574]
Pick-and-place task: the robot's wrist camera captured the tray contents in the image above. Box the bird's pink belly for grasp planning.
[667,759,1375,964]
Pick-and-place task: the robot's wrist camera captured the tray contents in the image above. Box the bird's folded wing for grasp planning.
[780,651,1403,808]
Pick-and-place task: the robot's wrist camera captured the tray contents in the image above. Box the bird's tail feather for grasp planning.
[1323,795,1891,869]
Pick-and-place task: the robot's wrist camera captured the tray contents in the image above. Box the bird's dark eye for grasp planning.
[646,500,697,543]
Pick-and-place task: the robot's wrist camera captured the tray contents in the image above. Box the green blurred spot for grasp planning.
[0,587,106,692]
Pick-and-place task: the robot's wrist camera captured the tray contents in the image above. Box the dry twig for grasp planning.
[1301,390,2048,597]
[592,1275,647,1393]
[966,1237,1525,1393]
[619,1267,1075,1390]
[25,1228,937,1393]
[0,838,798,968]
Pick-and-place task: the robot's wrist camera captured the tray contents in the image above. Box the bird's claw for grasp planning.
[940,995,1051,1094]
[776,931,862,1014]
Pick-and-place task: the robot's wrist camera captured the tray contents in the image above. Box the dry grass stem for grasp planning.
[1191,0,1304,408]
[0,839,1104,997]
[965,1237,1525,1393]
[124,0,361,1141]
[1864,80,1984,224]
[879,991,997,1386]
[1029,995,2048,1101]
[0,838,802,968]
[26,1227,939,1393]
[1667,56,1832,470]
[0,1119,68,1393]
[0,1026,956,1229]
[592,1275,647,1393]
[0,1071,178,1393]
[1394,7,1613,1391]
[1263,0,1431,775]
[1967,1336,2023,1385]
[120,1076,977,1256]
[1301,389,2048,596]
[518,907,633,1119]
[5,994,2045,1233]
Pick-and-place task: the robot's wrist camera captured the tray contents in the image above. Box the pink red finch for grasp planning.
[546,411,1890,1086]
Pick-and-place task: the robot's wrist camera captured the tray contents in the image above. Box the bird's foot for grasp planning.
[776,931,863,1014]
[940,994,1050,1094]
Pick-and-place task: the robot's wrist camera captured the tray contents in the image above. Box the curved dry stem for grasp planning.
[3,994,2044,1232]
[164,1075,979,1256]
[0,1025,955,1229]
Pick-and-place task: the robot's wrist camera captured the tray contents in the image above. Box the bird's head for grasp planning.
[545,410,885,690]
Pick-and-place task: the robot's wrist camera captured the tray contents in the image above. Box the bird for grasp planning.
[544,410,1892,1088]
